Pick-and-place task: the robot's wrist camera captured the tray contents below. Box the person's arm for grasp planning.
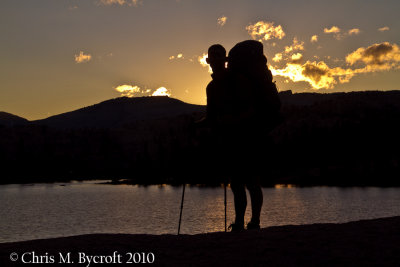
[196,82,215,127]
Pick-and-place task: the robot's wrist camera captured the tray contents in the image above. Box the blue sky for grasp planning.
[1,0,399,119]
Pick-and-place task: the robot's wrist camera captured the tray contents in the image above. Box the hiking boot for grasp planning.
[246,221,260,230]
[228,223,244,232]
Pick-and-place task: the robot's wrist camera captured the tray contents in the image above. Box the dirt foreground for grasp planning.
[1,216,400,266]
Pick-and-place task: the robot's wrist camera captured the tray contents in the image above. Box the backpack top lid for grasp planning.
[228,40,267,71]
[229,40,264,57]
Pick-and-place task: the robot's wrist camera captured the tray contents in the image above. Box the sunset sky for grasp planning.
[1,0,399,120]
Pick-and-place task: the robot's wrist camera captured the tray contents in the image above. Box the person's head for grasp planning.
[206,44,227,73]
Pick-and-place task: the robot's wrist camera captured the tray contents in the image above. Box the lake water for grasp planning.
[1,181,400,243]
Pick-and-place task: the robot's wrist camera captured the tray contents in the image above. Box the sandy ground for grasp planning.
[1,216,400,266]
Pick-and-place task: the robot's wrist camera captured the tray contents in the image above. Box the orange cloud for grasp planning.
[74,51,92,63]
[378,26,390,32]
[348,28,361,35]
[271,61,356,89]
[246,21,285,41]
[273,53,283,62]
[272,62,330,89]
[270,42,400,90]
[290,53,303,64]
[169,53,184,60]
[310,35,318,43]
[324,26,342,40]
[114,84,141,97]
[324,26,361,40]
[114,84,172,97]
[217,16,227,26]
[198,53,212,73]
[99,0,140,6]
[284,38,304,53]
[152,87,172,97]
[324,26,341,34]
[346,42,400,68]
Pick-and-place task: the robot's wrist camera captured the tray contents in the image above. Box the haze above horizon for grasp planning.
[1,0,399,120]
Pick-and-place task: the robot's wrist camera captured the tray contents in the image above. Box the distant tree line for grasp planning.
[1,91,400,186]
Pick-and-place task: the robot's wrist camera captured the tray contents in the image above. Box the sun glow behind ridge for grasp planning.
[1,0,400,120]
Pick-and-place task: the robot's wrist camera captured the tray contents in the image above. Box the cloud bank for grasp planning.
[270,42,400,90]
[270,61,354,89]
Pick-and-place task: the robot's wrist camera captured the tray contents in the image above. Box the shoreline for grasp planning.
[1,216,400,266]
[3,179,400,188]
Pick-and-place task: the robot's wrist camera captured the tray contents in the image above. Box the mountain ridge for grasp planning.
[2,90,400,129]
[0,111,29,127]
[31,96,205,129]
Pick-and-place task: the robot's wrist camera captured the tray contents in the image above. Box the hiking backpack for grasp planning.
[228,40,283,132]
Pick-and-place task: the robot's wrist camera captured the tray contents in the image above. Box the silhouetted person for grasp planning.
[204,41,281,232]
[201,44,229,128]
[199,44,233,181]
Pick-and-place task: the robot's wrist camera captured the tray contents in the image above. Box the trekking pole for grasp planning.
[177,183,186,235]
[224,182,227,232]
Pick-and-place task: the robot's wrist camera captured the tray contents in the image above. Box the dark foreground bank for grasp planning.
[1,216,400,266]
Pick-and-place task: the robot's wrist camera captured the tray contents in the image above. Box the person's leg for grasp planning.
[230,178,247,228]
[246,177,263,226]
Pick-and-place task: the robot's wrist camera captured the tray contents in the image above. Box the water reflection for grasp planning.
[0,183,400,243]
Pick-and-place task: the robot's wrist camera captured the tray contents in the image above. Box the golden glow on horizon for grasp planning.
[2,0,400,121]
